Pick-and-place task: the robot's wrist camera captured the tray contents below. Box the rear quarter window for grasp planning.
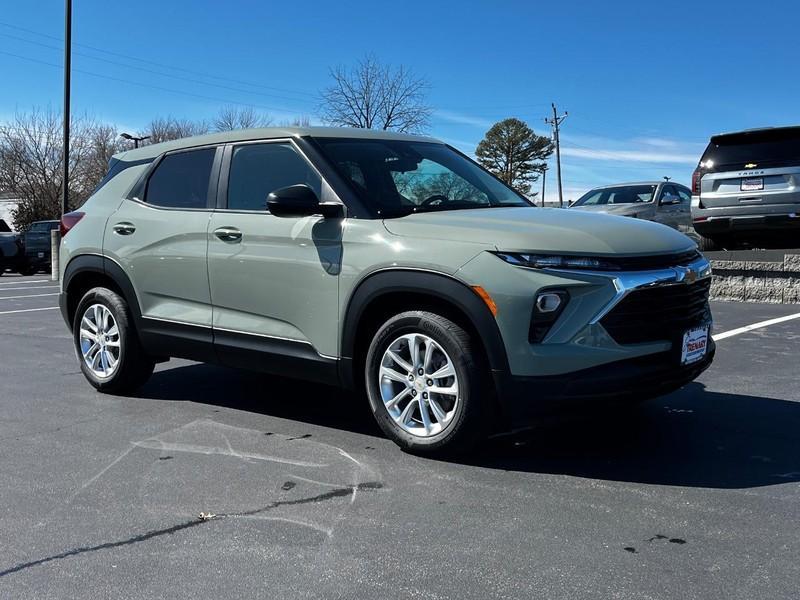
[144,148,216,209]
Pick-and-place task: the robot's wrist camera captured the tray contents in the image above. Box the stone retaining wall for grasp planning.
[710,253,800,304]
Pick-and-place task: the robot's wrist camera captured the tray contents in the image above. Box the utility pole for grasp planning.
[62,0,72,216]
[544,103,567,208]
[540,164,547,207]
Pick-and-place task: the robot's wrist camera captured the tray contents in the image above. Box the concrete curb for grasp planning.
[710,253,800,304]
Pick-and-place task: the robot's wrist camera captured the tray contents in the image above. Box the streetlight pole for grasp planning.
[62,0,72,216]
[120,133,151,148]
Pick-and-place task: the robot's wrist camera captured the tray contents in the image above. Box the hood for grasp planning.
[382,207,695,256]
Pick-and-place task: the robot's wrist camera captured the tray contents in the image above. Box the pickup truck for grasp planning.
[18,220,60,275]
[0,219,60,276]
[0,219,22,276]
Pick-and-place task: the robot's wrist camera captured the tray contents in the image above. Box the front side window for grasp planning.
[145,148,216,209]
[227,143,321,211]
[315,138,529,218]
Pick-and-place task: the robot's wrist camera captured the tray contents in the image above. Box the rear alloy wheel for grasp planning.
[365,311,487,454]
[73,287,154,394]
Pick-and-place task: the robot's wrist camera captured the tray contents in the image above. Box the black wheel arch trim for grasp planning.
[339,268,510,387]
[62,254,143,330]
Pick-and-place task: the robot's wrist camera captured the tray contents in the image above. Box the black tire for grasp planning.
[364,311,488,454]
[72,287,155,394]
[18,263,35,276]
[698,235,721,252]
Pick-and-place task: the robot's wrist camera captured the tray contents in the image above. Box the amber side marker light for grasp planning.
[472,285,498,317]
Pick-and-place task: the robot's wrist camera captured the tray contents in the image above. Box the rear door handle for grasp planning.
[214,226,242,242]
[112,222,136,235]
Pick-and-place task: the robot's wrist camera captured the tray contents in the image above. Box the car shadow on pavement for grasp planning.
[137,362,382,437]
[140,364,800,490]
[469,382,800,489]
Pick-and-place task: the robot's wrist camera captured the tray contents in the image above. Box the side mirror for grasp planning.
[661,197,680,206]
[267,184,343,218]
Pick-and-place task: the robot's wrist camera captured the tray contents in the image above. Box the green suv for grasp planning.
[59,127,714,453]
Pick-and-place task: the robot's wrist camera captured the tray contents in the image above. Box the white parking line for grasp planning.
[0,279,50,285]
[0,306,59,315]
[0,285,59,292]
[713,312,800,341]
[0,293,60,300]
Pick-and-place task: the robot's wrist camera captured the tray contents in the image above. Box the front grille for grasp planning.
[609,250,701,271]
[600,279,711,345]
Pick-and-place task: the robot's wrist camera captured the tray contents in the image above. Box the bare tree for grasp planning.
[0,108,100,228]
[139,116,209,144]
[279,115,312,127]
[83,123,125,190]
[320,55,432,133]
[0,109,132,229]
[212,106,272,131]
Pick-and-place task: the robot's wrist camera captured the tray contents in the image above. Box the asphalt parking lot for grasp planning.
[0,274,798,599]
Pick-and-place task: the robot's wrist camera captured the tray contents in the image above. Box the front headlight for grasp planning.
[493,252,621,271]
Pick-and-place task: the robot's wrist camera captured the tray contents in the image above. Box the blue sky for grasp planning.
[2,0,799,202]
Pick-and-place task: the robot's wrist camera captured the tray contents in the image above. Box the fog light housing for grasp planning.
[535,292,563,313]
[530,290,569,343]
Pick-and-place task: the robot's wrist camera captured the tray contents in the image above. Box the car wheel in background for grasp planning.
[698,235,722,252]
[73,287,155,394]
[365,310,488,454]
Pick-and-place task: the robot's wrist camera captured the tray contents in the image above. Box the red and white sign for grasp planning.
[681,326,709,365]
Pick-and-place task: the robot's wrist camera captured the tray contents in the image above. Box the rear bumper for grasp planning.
[23,251,52,267]
[693,211,800,236]
[498,340,715,425]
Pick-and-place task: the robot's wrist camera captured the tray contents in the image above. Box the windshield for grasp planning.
[313,138,530,218]
[572,184,656,206]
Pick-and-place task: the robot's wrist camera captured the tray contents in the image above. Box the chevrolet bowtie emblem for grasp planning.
[744,163,758,169]
[674,266,698,284]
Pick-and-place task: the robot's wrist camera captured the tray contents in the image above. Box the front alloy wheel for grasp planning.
[378,333,460,437]
[365,310,487,454]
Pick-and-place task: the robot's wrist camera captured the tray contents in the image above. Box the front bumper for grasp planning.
[498,339,715,425]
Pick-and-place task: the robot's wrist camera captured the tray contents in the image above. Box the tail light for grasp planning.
[691,168,702,195]
[60,211,85,237]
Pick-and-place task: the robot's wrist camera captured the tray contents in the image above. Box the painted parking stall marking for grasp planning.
[713,312,800,341]
[0,306,59,315]
[0,293,59,301]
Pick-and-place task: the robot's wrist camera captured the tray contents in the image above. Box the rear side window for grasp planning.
[702,128,800,169]
[227,143,321,211]
[94,157,153,195]
[145,148,216,209]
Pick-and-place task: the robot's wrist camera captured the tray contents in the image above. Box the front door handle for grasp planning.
[112,222,136,235]
[214,227,242,242]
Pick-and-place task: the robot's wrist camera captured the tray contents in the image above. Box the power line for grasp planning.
[0,49,307,116]
[0,31,317,107]
[0,20,319,100]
